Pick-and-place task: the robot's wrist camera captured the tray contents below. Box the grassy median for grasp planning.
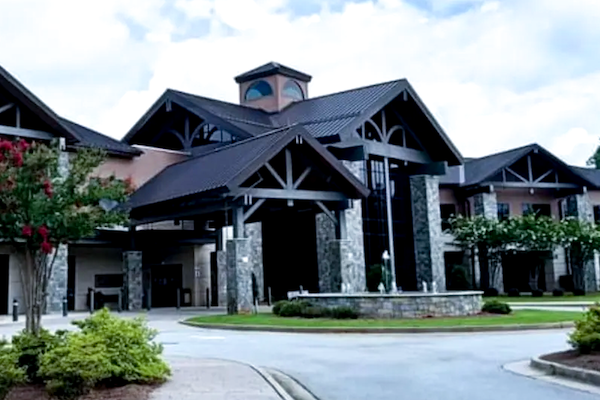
[488,294,600,303]
[186,310,581,329]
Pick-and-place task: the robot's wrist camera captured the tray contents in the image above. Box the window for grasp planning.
[497,203,510,221]
[282,80,304,100]
[440,204,457,231]
[594,205,600,225]
[244,80,273,101]
[522,203,551,217]
[95,274,124,288]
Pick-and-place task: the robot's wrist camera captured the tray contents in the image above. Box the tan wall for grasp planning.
[495,188,560,218]
[439,188,460,205]
[93,146,187,189]
[588,190,600,205]
[0,245,25,313]
[71,246,123,311]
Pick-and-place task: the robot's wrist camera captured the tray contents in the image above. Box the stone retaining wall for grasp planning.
[295,292,483,319]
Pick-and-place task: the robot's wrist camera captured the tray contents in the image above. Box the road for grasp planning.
[0,311,596,400]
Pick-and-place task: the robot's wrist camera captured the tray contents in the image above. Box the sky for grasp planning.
[0,0,599,165]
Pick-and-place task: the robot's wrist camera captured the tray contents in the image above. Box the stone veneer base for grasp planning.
[294,291,483,319]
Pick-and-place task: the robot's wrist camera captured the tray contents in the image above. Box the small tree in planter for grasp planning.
[559,218,600,294]
[451,216,511,291]
[507,215,561,291]
[0,139,129,334]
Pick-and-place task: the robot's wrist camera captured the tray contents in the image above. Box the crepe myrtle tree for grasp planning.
[559,217,600,293]
[0,139,131,334]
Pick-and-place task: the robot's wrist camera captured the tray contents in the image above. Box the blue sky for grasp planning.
[0,0,599,165]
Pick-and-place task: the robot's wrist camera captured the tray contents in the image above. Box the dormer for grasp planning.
[234,62,312,112]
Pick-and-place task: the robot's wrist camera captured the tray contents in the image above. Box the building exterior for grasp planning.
[0,61,598,315]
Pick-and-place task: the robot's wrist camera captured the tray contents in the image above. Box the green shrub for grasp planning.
[272,300,288,316]
[448,265,471,290]
[482,300,511,315]
[0,340,26,399]
[569,304,600,354]
[278,300,311,317]
[329,307,359,319]
[300,305,327,319]
[38,309,170,399]
[366,264,384,292]
[11,329,62,383]
[483,288,499,297]
[39,333,112,399]
[531,289,544,297]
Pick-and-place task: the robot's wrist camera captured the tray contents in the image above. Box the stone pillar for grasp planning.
[46,140,70,313]
[46,244,68,313]
[226,238,253,314]
[245,222,264,301]
[193,244,214,306]
[566,193,597,292]
[123,251,143,310]
[316,213,338,292]
[216,250,227,307]
[410,175,445,291]
[473,191,497,219]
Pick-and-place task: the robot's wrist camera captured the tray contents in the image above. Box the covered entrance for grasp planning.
[0,255,8,315]
[127,127,370,313]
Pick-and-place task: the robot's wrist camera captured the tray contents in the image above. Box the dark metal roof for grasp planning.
[440,143,599,188]
[128,126,369,209]
[234,62,312,83]
[59,118,141,156]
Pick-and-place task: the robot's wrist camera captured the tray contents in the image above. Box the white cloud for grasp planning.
[0,0,599,165]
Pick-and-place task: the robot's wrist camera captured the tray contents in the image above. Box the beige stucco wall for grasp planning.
[0,245,25,313]
[71,246,123,311]
[439,188,460,206]
[93,146,187,189]
[238,74,307,112]
[588,190,600,205]
[495,188,560,218]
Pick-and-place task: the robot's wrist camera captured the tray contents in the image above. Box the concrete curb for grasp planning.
[264,368,321,400]
[251,365,295,400]
[508,302,594,307]
[180,320,575,334]
[531,356,600,386]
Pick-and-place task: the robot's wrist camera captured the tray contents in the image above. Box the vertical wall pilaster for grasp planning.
[226,238,253,314]
[473,191,498,220]
[316,213,338,292]
[410,175,445,291]
[193,244,214,306]
[216,250,227,307]
[245,222,264,301]
[46,244,68,313]
[123,251,143,310]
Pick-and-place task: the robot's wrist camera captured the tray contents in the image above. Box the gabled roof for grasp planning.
[0,65,140,157]
[571,166,600,187]
[441,143,598,188]
[59,118,141,156]
[234,62,312,83]
[128,126,369,209]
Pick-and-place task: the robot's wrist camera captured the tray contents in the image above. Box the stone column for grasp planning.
[566,193,597,292]
[410,175,445,291]
[216,250,227,307]
[245,222,264,301]
[473,192,497,219]
[123,251,143,310]
[46,244,68,313]
[226,238,253,314]
[316,213,338,292]
[193,244,214,306]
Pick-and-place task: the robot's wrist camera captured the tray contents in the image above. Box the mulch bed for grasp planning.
[542,350,600,373]
[6,384,155,400]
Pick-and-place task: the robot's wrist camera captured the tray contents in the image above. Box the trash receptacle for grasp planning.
[182,288,192,307]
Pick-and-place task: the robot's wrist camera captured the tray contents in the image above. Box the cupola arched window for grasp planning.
[282,80,304,100]
[244,80,273,101]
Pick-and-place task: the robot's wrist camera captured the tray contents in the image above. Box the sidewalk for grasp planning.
[151,358,287,400]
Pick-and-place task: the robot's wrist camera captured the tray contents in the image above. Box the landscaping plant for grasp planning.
[0,140,130,334]
[482,300,512,315]
[0,340,25,399]
[569,304,600,354]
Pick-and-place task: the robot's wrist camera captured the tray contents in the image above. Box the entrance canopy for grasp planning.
[128,126,369,228]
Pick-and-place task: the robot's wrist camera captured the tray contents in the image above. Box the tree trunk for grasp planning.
[20,248,50,334]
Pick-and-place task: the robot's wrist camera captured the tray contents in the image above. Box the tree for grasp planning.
[559,217,600,293]
[587,141,600,169]
[0,139,130,334]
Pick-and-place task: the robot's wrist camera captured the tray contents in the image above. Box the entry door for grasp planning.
[151,264,183,308]
[0,255,8,315]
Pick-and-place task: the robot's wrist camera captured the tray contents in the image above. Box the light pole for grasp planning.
[382,251,397,293]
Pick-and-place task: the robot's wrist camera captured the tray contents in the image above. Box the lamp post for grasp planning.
[382,250,397,293]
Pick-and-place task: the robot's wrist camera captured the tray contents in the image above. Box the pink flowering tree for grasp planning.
[0,139,130,333]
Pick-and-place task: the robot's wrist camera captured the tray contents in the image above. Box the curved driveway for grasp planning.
[0,312,595,400]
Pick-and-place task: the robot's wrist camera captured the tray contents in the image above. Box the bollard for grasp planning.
[89,289,95,314]
[117,290,123,313]
[176,288,181,310]
[146,288,151,311]
[62,296,68,317]
[12,299,18,322]
[206,288,210,309]
[268,287,272,306]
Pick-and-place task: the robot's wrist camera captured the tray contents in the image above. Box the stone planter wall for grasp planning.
[294,292,483,319]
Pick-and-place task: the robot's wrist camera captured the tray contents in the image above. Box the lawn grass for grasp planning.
[487,293,600,303]
[186,310,581,329]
